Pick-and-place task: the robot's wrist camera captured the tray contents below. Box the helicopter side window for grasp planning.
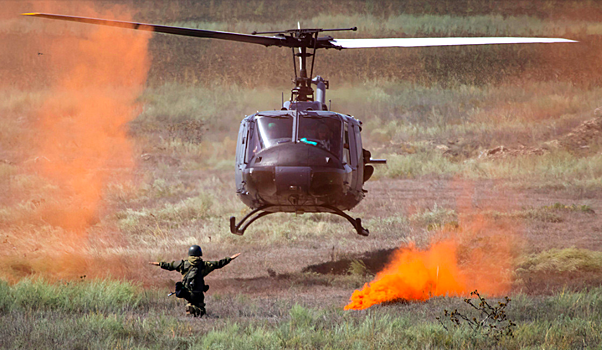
[298,116,342,159]
[244,124,261,163]
[343,122,350,164]
[354,125,363,163]
[256,116,293,150]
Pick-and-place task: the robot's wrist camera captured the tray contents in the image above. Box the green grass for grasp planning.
[517,248,602,274]
[116,192,214,234]
[0,278,142,313]
[1,279,601,349]
[409,204,458,229]
[540,203,595,213]
[377,150,602,189]
[466,151,602,185]
[381,152,462,179]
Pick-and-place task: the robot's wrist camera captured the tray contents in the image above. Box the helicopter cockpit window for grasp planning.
[255,116,294,149]
[298,115,342,158]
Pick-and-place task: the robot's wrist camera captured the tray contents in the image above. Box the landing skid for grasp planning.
[229,206,276,236]
[229,205,369,236]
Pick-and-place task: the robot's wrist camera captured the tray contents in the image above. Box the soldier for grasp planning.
[150,245,240,317]
[316,124,332,151]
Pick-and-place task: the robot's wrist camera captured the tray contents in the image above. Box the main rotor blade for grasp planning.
[22,13,286,47]
[21,13,577,51]
[330,37,577,49]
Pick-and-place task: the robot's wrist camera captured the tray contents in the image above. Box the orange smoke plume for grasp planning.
[35,12,149,231]
[346,182,518,310]
[1,2,150,282]
[345,240,467,310]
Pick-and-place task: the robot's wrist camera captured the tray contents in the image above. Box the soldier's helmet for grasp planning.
[188,245,202,257]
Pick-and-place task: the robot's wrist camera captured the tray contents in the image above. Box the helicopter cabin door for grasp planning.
[235,119,248,192]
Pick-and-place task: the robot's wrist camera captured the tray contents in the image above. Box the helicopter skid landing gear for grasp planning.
[229,205,369,236]
[230,206,275,236]
[325,206,369,236]
[354,218,369,236]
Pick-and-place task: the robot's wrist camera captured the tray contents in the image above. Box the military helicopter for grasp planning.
[23,13,575,236]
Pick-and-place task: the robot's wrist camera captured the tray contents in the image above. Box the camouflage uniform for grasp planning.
[160,255,232,317]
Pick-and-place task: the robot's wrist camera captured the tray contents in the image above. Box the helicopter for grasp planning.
[23,13,576,236]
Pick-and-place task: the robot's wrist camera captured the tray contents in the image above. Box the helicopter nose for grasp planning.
[244,142,347,201]
[275,166,311,195]
[271,166,345,200]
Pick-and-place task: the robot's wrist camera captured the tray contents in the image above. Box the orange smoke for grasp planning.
[1,2,150,282]
[346,182,518,310]
[345,240,467,310]
[35,12,150,231]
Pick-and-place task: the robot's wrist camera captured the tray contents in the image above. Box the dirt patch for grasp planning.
[478,145,547,159]
[479,111,602,159]
[203,248,399,297]
[302,248,397,275]
[555,112,602,151]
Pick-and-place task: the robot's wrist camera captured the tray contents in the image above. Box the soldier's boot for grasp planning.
[185,303,194,316]
[189,305,205,318]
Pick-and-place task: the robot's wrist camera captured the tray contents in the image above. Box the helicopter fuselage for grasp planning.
[22,12,572,236]
[234,101,372,226]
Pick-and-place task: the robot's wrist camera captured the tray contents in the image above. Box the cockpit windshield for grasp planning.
[298,115,342,159]
[256,116,293,149]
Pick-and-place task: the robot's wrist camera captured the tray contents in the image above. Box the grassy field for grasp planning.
[2,0,602,348]
[1,279,601,349]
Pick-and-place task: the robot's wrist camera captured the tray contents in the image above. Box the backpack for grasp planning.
[177,261,209,299]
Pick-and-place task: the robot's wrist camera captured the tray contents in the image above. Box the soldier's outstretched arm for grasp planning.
[158,260,185,271]
[149,262,160,266]
[204,253,240,274]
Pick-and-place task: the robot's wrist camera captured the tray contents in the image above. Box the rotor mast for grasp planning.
[253,27,357,102]
[291,37,314,102]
